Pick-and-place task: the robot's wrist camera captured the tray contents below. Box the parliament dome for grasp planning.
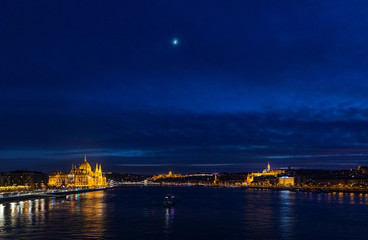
[79,156,92,172]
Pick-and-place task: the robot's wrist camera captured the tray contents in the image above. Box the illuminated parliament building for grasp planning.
[48,156,107,188]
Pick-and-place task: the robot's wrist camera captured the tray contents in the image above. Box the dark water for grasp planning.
[1,187,368,239]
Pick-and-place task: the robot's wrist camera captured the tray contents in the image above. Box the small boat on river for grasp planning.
[163,194,175,207]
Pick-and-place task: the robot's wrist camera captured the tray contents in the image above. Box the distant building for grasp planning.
[246,163,284,185]
[150,171,218,182]
[105,173,149,182]
[190,173,213,177]
[291,168,368,187]
[48,156,107,188]
[0,171,48,189]
[278,176,294,186]
[150,171,183,181]
[358,165,368,174]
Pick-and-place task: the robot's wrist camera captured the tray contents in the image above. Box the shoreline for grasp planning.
[243,186,368,194]
[156,182,368,194]
[0,187,112,204]
[3,184,368,204]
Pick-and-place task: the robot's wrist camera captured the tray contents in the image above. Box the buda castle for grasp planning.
[48,156,107,188]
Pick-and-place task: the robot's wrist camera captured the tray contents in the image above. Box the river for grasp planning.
[0,186,367,239]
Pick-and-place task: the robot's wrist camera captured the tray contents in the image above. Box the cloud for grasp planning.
[117,164,171,167]
[117,163,241,167]
[264,153,368,159]
[0,148,152,159]
[1,108,368,172]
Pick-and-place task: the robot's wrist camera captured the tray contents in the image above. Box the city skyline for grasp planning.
[2,1,368,173]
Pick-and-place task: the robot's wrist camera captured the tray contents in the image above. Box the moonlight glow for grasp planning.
[172,38,179,46]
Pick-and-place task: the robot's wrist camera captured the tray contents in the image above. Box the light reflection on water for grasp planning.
[279,190,295,240]
[0,190,106,239]
[164,207,175,233]
[0,188,368,239]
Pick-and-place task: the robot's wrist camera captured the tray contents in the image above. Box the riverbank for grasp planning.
[0,187,112,203]
[244,186,368,194]
[157,182,368,194]
[5,183,366,204]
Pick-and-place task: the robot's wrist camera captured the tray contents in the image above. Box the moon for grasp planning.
[172,38,179,46]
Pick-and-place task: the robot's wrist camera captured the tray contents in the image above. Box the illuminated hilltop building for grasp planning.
[246,162,284,184]
[151,171,183,181]
[48,156,107,188]
[150,171,214,182]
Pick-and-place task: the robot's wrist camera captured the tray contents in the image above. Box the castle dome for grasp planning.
[79,156,91,172]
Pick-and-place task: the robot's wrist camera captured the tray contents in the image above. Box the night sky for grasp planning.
[1,1,368,174]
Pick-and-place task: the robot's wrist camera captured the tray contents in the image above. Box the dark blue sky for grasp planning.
[1,0,368,173]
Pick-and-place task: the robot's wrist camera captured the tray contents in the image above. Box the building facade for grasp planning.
[48,156,107,188]
[278,176,295,186]
[0,171,48,190]
[246,163,285,185]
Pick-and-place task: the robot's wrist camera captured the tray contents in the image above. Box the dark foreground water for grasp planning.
[1,187,368,240]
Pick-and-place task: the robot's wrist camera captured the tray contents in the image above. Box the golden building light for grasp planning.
[48,156,107,188]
